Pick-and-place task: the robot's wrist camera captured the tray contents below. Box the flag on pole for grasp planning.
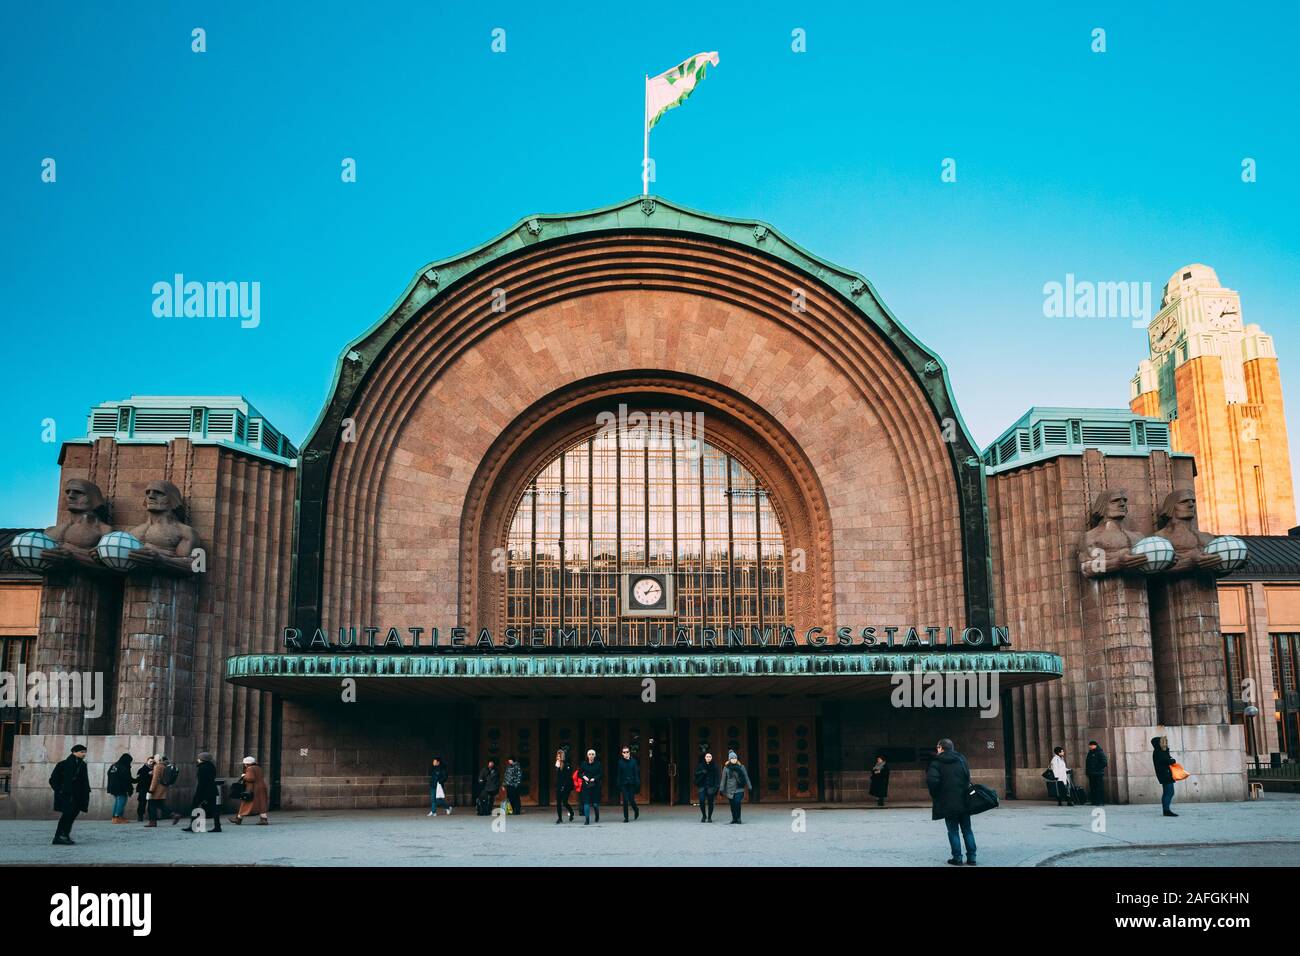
[645,52,719,132]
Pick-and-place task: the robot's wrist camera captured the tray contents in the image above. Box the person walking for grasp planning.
[429,756,451,816]
[476,759,500,816]
[1050,746,1074,807]
[1085,740,1108,807]
[229,756,270,825]
[106,753,134,823]
[927,738,976,866]
[134,757,153,822]
[182,752,222,833]
[579,748,603,825]
[720,750,752,824]
[49,743,90,846]
[144,753,170,827]
[504,757,524,815]
[1152,736,1178,817]
[869,755,891,808]
[553,748,575,823]
[694,751,720,822]
[617,745,641,822]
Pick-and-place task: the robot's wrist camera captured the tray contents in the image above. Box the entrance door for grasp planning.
[615,718,674,804]
[479,718,540,806]
[689,718,745,765]
[756,718,817,801]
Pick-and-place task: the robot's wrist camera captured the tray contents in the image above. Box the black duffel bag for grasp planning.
[965,783,999,815]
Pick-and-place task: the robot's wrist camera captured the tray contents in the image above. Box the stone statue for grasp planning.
[42,478,113,570]
[127,480,203,575]
[1155,487,1221,574]
[1077,488,1148,578]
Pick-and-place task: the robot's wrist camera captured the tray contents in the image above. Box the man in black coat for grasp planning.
[134,759,153,822]
[49,744,91,845]
[1085,740,1108,806]
[616,745,641,822]
[183,752,223,833]
[926,738,976,866]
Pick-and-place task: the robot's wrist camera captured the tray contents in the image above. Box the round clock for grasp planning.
[632,576,663,607]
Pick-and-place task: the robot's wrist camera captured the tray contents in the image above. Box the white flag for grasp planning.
[646,52,719,132]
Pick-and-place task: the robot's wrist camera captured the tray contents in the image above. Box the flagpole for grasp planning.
[642,73,649,195]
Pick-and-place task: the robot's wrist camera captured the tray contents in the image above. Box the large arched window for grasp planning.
[504,416,786,644]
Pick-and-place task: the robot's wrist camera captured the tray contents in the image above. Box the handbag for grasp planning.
[1170,762,1190,781]
[966,783,999,815]
[1041,769,1055,780]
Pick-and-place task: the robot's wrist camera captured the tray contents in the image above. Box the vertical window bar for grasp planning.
[725,455,735,630]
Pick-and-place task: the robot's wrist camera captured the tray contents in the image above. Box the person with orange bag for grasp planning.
[1151,736,1180,817]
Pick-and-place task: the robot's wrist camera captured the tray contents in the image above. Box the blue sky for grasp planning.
[3,2,1297,526]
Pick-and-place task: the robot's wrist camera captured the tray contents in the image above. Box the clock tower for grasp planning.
[1131,264,1295,535]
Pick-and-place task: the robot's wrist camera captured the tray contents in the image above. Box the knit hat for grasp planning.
[727,750,737,760]
[197,752,214,763]
[242,756,256,764]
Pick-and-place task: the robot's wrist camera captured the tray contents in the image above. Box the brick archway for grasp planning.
[294,198,993,636]
[459,372,834,634]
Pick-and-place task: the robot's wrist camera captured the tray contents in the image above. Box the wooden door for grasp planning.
[479,718,540,806]
[756,717,817,801]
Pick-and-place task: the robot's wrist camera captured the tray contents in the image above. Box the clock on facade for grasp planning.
[621,571,673,616]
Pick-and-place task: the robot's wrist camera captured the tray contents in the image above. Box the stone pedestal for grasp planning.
[114,574,199,737]
[10,733,197,819]
[30,571,121,736]
[1104,724,1246,803]
[1080,575,1157,729]
[1149,575,1228,726]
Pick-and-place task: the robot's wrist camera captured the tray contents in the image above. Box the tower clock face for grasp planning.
[622,572,672,616]
[1201,296,1239,330]
[1150,315,1179,354]
[632,577,662,606]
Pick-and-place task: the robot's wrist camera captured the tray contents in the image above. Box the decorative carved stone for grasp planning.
[126,480,204,576]
[1077,489,1147,578]
[42,479,113,573]
[1154,488,1221,576]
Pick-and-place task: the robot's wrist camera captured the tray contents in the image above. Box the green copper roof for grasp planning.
[983,406,1189,475]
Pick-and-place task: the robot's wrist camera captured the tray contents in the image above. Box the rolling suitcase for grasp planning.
[475,793,492,816]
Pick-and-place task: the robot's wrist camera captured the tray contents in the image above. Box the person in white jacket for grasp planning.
[1050,746,1074,806]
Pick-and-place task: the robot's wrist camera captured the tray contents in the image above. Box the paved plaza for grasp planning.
[2,798,1297,867]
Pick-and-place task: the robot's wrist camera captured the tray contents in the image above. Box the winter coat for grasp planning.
[579,759,603,797]
[1151,738,1176,785]
[148,760,170,801]
[192,760,219,808]
[616,756,641,789]
[720,761,751,798]
[926,750,971,820]
[504,763,523,788]
[49,755,90,814]
[105,760,134,796]
[694,760,721,796]
[554,761,573,795]
[1085,747,1108,777]
[134,764,153,797]
[429,765,448,788]
[1050,754,1070,784]
[238,763,270,815]
[478,766,500,795]
[869,762,891,798]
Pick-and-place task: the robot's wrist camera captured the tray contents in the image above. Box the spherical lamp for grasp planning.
[1133,535,1176,574]
[10,530,58,571]
[95,531,142,571]
[1205,535,1249,574]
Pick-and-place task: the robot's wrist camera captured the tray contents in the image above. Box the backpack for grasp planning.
[162,763,181,787]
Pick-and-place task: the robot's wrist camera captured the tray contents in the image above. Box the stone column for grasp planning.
[114,573,199,738]
[30,571,120,736]
[1080,575,1158,730]
[1148,574,1228,726]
